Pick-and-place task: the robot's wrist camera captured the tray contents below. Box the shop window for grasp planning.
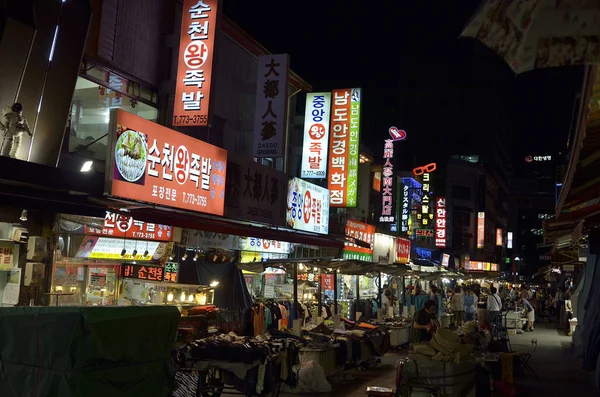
[67,75,158,161]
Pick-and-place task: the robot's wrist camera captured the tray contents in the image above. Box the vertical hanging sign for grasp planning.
[328,88,361,207]
[173,0,218,127]
[253,54,290,158]
[379,126,406,224]
[477,212,485,249]
[301,93,331,178]
[435,197,447,247]
[496,228,503,246]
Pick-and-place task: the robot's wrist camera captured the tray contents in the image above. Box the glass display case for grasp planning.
[51,261,120,306]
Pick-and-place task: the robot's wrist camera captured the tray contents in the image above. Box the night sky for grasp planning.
[224,1,584,172]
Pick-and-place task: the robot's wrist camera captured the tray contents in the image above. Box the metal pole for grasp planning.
[333,269,338,315]
[317,267,322,317]
[293,263,298,321]
[378,271,382,309]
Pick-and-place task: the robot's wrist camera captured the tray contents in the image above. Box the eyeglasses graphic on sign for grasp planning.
[413,163,437,176]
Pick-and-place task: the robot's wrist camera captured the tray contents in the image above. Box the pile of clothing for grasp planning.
[410,328,474,364]
[187,305,217,315]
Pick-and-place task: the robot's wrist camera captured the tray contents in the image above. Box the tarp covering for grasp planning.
[578,254,600,372]
[195,260,253,314]
[0,306,180,397]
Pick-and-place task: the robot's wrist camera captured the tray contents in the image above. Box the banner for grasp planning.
[106,110,227,215]
[224,156,288,226]
[75,236,167,261]
[343,220,375,261]
[301,93,331,178]
[238,237,293,254]
[84,211,173,241]
[396,237,411,264]
[253,54,289,157]
[328,88,361,207]
[173,0,218,126]
[373,233,395,264]
[286,177,330,235]
[477,212,485,249]
[435,197,447,248]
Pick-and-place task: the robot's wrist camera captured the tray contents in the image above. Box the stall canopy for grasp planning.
[238,259,415,277]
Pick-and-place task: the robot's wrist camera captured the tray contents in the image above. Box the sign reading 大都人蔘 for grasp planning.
[224,156,288,226]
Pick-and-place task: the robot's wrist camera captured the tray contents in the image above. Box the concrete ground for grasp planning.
[220,322,595,396]
[509,322,596,395]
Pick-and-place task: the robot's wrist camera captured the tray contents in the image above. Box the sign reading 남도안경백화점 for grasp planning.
[327,88,361,207]
[173,0,218,127]
[253,54,289,158]
[301,93,331,179]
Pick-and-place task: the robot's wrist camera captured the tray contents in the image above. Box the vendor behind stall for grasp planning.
[411,300,439,344]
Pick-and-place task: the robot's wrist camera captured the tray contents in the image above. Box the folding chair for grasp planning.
[514,339,539,379]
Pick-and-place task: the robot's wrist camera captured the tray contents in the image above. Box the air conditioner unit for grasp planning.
[27,236,48,261]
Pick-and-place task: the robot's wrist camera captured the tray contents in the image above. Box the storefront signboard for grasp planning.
[225,156,288,226]
[441,253,450,267]
[415,163,435,232]
[373,233,395,264]
[164,262,179,282]
[253,54,289,157]
[301,93,331,178]
[240,251,288,262]
[106,110,227,215]
[122,263,165,282]
[327,88,361,207]
[396,237,411,264]
[75,236,167,261]
[496,228,503,246]
[343,220,375,261]
[379,138,395,223]
[0,242,13,271]
[84,211,173,241]
[477,212,485,249]
[238,237,293,254]
[173,0,218,127]
[321,273,334,290]
[286,177,330,235]
[435,197,447,248]
[507,231,513,249]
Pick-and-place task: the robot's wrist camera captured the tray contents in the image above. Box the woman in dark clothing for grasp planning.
[411,300,439,344]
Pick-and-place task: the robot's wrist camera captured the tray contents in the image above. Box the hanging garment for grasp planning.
[252,304,265,336]
[264,306,272,333]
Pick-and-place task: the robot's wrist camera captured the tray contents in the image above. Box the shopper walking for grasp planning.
[451,286,464,327]
[464,288,477,322]
[486,286,502,328]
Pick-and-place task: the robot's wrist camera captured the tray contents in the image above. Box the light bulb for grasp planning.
[180,291,186,302]
[167,292,174,302]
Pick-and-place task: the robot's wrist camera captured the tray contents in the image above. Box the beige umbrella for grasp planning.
[461,0,600,74]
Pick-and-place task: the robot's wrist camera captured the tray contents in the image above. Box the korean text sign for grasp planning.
[253,54,289,157]
[401,182,410,232]
[107,110,227,215]
[173,0,218,126]
[224,156,288,226]
[122,263,165,282]
[328,88,361,207]
[396,237,411,264]
[343,220,375,261]
[417,171,434,229]
[477,212,485,249]
[379,139,395,223]
[301,93,331,178]
[84,211,173,241]
[435,197,447,248]
[286,177,330,235]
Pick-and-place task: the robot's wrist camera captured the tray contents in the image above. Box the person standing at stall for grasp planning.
[411,300,439,344]
[486,286,502,328]
[451,286,464,327]
[521,297,535,332]
[464,288,477,322]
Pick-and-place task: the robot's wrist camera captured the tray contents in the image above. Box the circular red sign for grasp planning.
[308,124,326,140]
[303,190,312,224]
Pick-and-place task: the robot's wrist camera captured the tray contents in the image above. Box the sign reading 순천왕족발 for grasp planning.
[253,54,289,158]
[106,110,227,215]
[173,0,218,127]
[301,93,331,178]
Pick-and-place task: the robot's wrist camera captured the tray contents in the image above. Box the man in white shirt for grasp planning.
[487,286,502,327]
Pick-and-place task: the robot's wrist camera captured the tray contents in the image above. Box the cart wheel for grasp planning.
[197,368,224,397]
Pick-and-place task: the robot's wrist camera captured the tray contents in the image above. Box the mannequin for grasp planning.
[0,103,32,159]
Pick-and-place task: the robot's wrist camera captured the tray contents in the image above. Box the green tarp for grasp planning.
[0,306,180,397]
